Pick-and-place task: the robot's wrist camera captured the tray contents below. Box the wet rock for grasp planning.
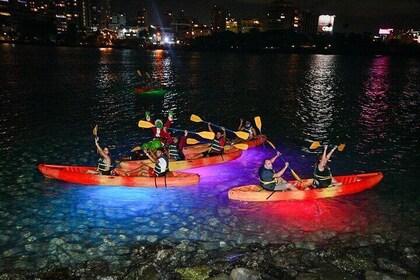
[123,263,159,280]
[377,258,408,275]
[364,270,406,280]
[175,265,211,280]
[230,267,261,280]
[208,272,229,280]
[0,273,27,280]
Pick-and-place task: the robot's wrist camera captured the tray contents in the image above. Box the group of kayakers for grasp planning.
[91,111,339,191]
[90,111,259,179]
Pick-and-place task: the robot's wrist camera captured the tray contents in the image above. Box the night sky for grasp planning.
[111,0,420,33]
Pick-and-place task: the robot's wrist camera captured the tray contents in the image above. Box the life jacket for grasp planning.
[210,137,223,153]
[154,154,169,176]
[313,165,332,188]
[258,166,278,191]
[168,143,181,160]
[98,157,113,175]
[243,124,254,139]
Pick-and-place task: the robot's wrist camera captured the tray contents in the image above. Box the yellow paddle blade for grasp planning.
[234,131,250,140]
[266,140,276,151]
[138,120,155,128]
[196,131,215,140]
[309,141,321,149]
[254,116,262,132]
[190,114,203,123]
[233,143,248,150]
[291,169,302,181]
[186,138,200,145]
[92,125,98,136]
[136,69,142,76]
[337,144,346,152]
[131,146,141,152]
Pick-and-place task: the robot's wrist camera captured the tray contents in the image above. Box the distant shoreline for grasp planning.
[1,40,419,56]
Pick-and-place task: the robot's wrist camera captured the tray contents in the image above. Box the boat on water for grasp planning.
[134,86,167,95]
[182,135,267,157]
[38,164,200,187]
[228,172,383,201]
[119,145,242,171]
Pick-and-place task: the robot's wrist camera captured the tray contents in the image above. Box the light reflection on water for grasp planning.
[0,46,418,272]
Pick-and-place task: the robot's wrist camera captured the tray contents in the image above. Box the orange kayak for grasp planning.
[182,135,267,156]
[38,164,199,187]
[119,146,242,171]
[228,172,383,201]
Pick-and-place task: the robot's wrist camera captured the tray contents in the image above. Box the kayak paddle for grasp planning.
[309,141,346,152]
[190,114,249,140]
[138,120,215,140]
[266,140,302,181]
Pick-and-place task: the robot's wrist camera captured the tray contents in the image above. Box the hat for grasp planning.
[155,119,163,128]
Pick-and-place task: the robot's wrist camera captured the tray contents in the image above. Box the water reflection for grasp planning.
[357,56,390,157]
[297,55,342,145]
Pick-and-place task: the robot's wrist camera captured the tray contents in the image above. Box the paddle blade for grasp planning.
[138,120,155,128]
[309,141,321,150]
[186,138,200,145]
[254,116,262,132]
[131,146,141,152]
[190,114,203,123]
[266,140,276,151]
[234,131,250,140]
[146,72,151,79]
[233,143,248,150]
[196,131,215,140]
[337,144,346,152]
[136,69,142,76]
[92,125,98,136]
[290,169,302,181]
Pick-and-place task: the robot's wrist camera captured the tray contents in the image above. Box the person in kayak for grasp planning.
[203,123,226,157]
[86,137,113,175]
[122,148,169,177]
[259,151,298,191]
[312,145,341,188]
[238,119,257,140]
[168,131,188,161]
[145,111,173,146]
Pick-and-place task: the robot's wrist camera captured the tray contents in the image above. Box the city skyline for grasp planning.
[112,0,420,33]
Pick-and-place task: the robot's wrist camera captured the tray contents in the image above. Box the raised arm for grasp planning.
[269,151,281,164]
[274,162,289,178]
[238,118,244,130]
[208,122,214,133]
[326,145,337,161]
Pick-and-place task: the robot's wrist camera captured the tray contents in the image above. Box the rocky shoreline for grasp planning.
[1,238,418,280]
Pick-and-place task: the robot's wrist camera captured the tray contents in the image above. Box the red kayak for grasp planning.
[119,146,242,171]
[228,172,383,201]
[38,164,199,187]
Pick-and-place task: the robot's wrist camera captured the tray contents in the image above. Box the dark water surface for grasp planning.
[0,44,419,272]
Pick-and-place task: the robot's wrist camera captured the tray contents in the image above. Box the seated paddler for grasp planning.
[259,151,297,191]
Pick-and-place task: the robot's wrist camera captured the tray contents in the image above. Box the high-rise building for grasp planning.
[266,0,295,31]
[211,5,226,33]
[241,19,263,33]
[226,15,238,33]
[90,0,110,30]
[137,8,146,27]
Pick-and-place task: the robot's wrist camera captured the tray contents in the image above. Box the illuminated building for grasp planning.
[171,10,191,43]
[317,15,335,34]
[226,16,238,33]
[240,19,263,33]
[136,8,145,27]
[266,0,295,31]
[191,23,211,38]
[211,5,226,33]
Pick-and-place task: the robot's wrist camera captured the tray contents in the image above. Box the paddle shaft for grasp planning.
[201,120,235,134]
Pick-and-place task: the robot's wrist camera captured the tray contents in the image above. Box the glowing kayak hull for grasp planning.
[134,86,167,94]
[182,135,267,156]
[228,172,383,201]
[119,146,242,171]
[38,164,199,187]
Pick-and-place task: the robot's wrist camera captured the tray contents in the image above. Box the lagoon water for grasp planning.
[0,44,419,272]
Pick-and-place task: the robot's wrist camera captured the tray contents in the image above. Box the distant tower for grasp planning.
[90,0,110,30]
[211,5,226,34]
[137,8,146,27]
[266,0,295,31]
